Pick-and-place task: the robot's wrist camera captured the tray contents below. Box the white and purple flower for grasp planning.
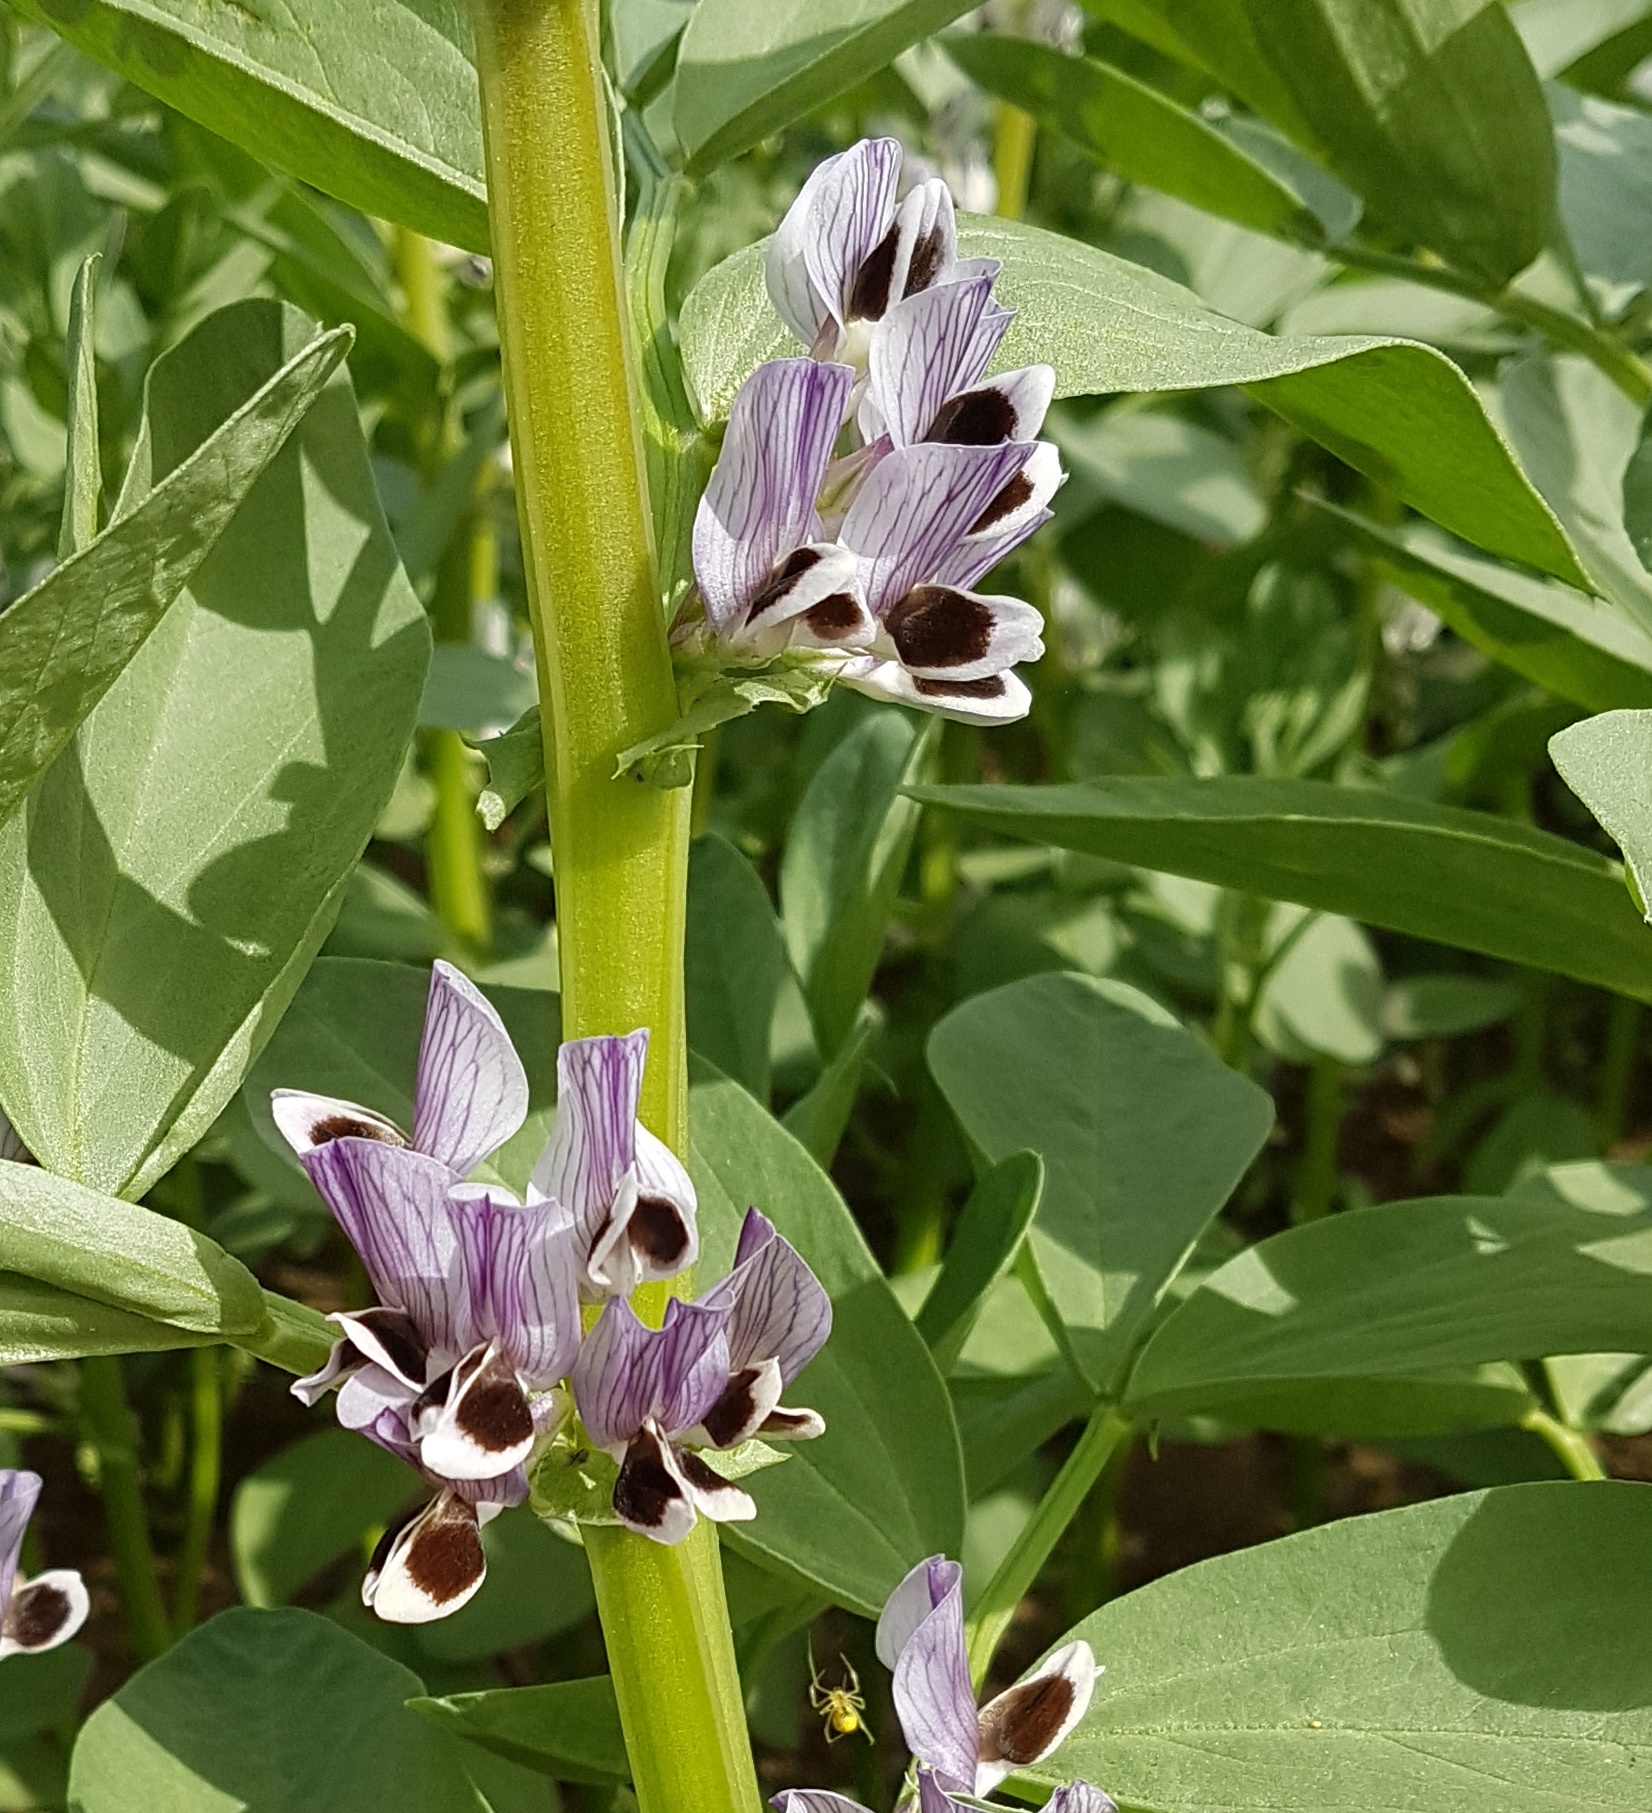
[686,136,1062,726]
[772,1553,1111,1813]
[571,1208,832,1545]
[0,1470,88,1660]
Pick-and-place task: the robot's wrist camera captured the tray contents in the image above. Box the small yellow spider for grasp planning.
[809,1654,873,1744]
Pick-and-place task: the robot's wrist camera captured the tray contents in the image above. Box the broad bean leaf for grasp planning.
[1320,504,1652,714]
[0,301,430,1200]
[409,1679,628,1786]
[244,958,562,1197]
[0,324,348,834]
[1109,0,1553,286]
[1513,0,1652,80]
[0,1272,215,1365]
[59,252,99,559]
[928,974,1274,1394]
[1550,708,1652,913]
[68,1608,478,1813]
[418,646,537,733]
[471,708,545,833]
[0,1160,265,1336]
[1551,84,1652,306]
[674,0,979,171]
[916,1151,1044,1374]
[687,834,784,1101]
[780,1009,873,1168]
[1057,407,1267,548]
[1253,910,1385,1066]
[1048,1482,1652,1811]
[1126,1181,1652,1421]
[230,1428,421,1610]
[15,0,488,252]
[780,709,936,1059]
[911,775,1652,1002]
[690,1062,967,1615]
[945,35,1319,240]
[680,218,1588,587]
[0,1645,89,1745]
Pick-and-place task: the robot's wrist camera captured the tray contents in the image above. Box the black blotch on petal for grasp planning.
[4,1581,71,1650]
[453,1356,535,1455]
[676,1448,740,1499]
[761,1406,820,1437]
[805,593,864,641]
[972,470,1034,535]
[309,1113,406,1147]
[887,586,994,670]
[903,224,947,298]
[849,226,899,321]
[913,673,1008,701]
[701,1366,765,1449]
[403,1500,486,1607]
[747,545,823,622]
[979,1673,1076,1765]
[614,1429,685,1531]
[630,1196,691,1269]
[349,1307,429,1383]
[929,387,1019,446]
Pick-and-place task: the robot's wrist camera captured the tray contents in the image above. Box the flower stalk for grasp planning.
[465,2,754,1807]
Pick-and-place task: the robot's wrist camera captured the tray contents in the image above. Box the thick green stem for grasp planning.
[467,3,747,1808]
[965,1407,1132,1691]
[1291,1054,1344,1224]
[992,101,1037,222]
[1599,996,1641,1149]
[1521,1406,1607,1482]
[171,1346,221,1632]
[80,1355,171,1661]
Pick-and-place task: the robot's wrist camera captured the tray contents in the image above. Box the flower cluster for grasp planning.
[686,136,1061,726]
[775,1554,1113,1813]
[1,1470,88,1661]
[272,962,831,1623]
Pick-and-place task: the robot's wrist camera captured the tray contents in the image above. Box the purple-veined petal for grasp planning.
[842,658,1034,726]
[336,1363,419,1438]
[628,1125,701,1286]
[771,1794,877,1813]
[917,1772,969,1813]
[723,1209,832,1383]
[937,441,1064,592]
[687,1356,785,1450]
[270,1089,406,1157]
[694,359,855,634]
[362,1490,486,1624]
[291,1336,359,1408]
[0,1469,41,1616]
[412,961,529,1176]
[1,1568,89,1658]
[928,363,1056,448]
[450,1187,581,1386]
[876,1554,962,1668]
[886,179,958,306]
[1047,1784,1119,1813]
[866,276,1003,449]
[889,1552,980,1793]
[611,1421,701,1545]
[841,442,1030,618]
[655,1296,734,1438]
[884,585,1044,683]
[301,1141,463,1355]
[766,144,895,348]
[570,1295,658,1454]
[976,1640,1100,1794]
[797,139,903,337]
[452,1468,531,1512]
[742,544,871,655]
[414,1341,537,1481]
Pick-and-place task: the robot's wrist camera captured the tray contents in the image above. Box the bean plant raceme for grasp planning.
[271,962,830,1617]
[682,137,1060,725]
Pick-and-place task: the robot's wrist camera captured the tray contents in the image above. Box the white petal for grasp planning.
[362,1493,487,1625]
[842,659,1034,725]
[884,586,1044,683]
[269,1089,405,1157]
[0,1568,89,1657]
[976,1640,1099,1794]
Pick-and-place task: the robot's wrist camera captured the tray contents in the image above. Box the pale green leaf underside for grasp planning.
[679,218,1587,588]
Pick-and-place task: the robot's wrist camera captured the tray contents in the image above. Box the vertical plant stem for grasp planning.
[1521,1406,1607,1482]
[396,227,494,955]
[964,1407,1132,1691]
[467,4,747,1810]
[1598,995,1640,1149]
[171,1346,222,1632]
[1291,1054,1344,1224]
[80,1355,171,1661]
[992,101,1037,221]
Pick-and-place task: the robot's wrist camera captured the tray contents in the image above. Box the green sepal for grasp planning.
[615,659,839,788]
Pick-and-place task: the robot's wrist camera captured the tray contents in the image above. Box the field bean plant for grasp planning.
[14,0,1652,1810]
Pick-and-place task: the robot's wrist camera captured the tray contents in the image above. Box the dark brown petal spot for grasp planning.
[913,673,1008,701]
[886,586,994,671]
[972,470,1034,535]
[978,1673,1076,1766]
[903,224,947,298]
[629,1195,691,1269]
[760,1406,820,1437]
[804,593,864,641]
[4,1580,71,1650]
[848,225,900,322]
[929,387,1019,446]
[613,1428,686,1531]
[402,1499,486,1607]
[701,1365,766,1449]
[747,545,822,623]
[349,1307,429,1384]
[309,1113,406,1147]
[453,1359,535,1456]
[676,1448,740,1499]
